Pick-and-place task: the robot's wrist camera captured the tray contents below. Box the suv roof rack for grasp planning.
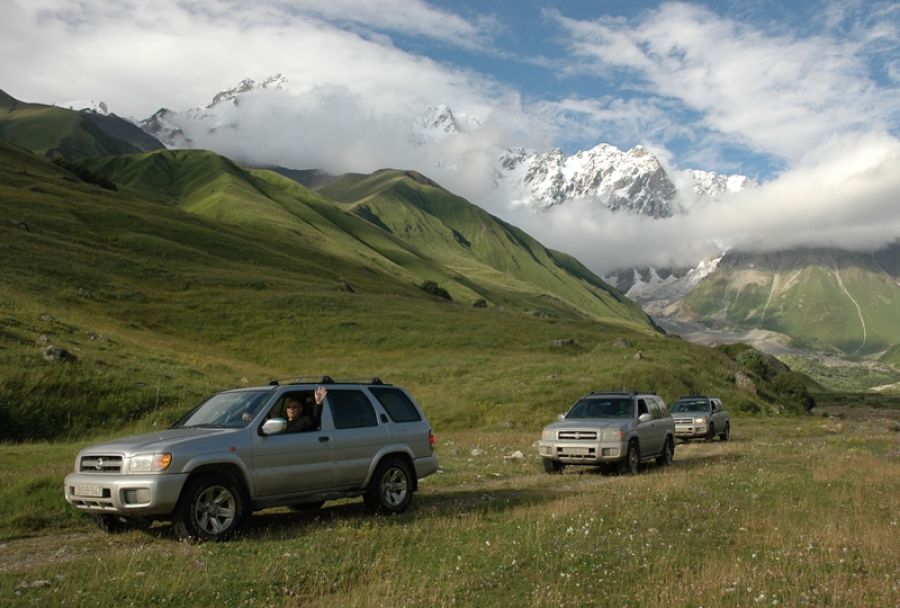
[588,390,656,396]
[266,376,390,386]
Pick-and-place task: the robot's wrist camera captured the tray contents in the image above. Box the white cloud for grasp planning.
[551,2,898,163]
[520,131,900,274]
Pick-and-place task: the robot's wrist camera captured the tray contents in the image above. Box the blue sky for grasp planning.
[3,0,899,269]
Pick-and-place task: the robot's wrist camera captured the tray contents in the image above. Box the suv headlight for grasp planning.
[694,417,708,425]
[601,429,623,441]
[128,453,172,473]
[541,429,554,441]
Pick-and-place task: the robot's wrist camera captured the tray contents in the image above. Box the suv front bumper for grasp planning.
[64,472,188,517]
[538,440,627,464]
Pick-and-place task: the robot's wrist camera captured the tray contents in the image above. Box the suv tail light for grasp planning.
[428,429,436,449]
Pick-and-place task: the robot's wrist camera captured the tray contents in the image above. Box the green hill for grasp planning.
[85,153,653,328]
[0,138,798,442]
[320,169,650,325]
[0,90,146,159]
[676,248,900,358]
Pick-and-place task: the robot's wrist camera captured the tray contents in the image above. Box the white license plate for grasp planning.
[74,483,104,497]
[565,447,590,455]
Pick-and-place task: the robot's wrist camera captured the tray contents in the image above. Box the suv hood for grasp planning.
[80,427,231,455]
[545,419,629,431]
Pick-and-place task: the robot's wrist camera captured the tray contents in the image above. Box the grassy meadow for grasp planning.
[1,416,898,607]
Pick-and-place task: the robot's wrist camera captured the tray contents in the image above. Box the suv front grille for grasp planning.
[558,430,598,440]
[79,455,123,474]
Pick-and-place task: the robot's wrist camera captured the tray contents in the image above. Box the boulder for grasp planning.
[43,345,77,363]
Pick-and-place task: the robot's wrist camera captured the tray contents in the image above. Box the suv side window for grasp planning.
[637,399,649,417]
[649,399,662,419]
[369,387,422,423]
[328,390,378,429]
[655,398,669,417]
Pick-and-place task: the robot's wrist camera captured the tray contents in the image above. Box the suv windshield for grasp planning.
[172,390,271,429]
[671,399,710,413]
[567,397,633,419]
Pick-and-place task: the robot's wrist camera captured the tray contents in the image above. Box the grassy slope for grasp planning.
[0,140,780,443]
[680,251,900,358]
[0,90,141,159]
[320,170,650,326]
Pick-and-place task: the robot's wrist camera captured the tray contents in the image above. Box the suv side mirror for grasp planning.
[261,418,287,436]
[558,413,566,421]
[638,413,652,423]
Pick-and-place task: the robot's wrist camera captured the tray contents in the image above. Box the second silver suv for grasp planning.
[64,377,438,541]
[671,395,730,441]
[538,391,675,474]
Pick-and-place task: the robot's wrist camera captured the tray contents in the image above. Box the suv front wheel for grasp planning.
[173,472,247,542]
[365,457,413,514]
[620,441,640,475]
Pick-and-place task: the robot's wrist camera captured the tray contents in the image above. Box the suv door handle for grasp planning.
[318,436,330,443]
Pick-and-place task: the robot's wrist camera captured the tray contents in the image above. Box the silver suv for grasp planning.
[538,391,675,474]
[671,395,730,441]
[64,377,438,541]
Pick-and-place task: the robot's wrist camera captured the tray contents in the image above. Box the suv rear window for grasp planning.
[369,387,422,422]
[329,390,378,429]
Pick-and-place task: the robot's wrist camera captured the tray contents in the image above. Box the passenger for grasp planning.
[285,386,327,432]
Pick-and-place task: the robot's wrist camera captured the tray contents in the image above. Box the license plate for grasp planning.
[74,483,103,497]
[565,447,590,455]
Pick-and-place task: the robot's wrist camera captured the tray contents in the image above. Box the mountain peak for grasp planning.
[54,99,110,115]
[207,73,289,108]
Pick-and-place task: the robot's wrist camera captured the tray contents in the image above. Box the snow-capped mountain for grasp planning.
[140,74,290,148]
[135,81,750,221]
[687,169,757,198]
[606,256,723,313]
[495,144,679,218]
[408,104,482,144]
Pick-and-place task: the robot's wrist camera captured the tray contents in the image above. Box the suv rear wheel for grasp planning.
[656,436,674,467]
[173,472,247,542]
[365,457,413,514]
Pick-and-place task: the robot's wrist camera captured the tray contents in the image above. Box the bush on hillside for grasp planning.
[736,349,769,379]
[419,280,452,301]
[772,371,816,413]
[52,158,118,191]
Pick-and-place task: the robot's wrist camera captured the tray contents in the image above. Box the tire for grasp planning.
[656,436,675,467]
[720,423,730,441]
[364,457,414,515]
[619,441,640,475]
[93,514,140,534]
[172,472,247,542]
[542,457,564,474]
[706,423,716,442]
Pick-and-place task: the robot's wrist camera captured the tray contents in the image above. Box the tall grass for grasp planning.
[1,417,897,607]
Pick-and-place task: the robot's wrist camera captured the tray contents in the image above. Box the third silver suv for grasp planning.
[538,391,675,474]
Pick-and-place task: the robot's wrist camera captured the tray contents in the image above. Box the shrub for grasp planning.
[52,158,118,191]
[772,371,815,414]
[419,280,452,301]
[736,349,769,379]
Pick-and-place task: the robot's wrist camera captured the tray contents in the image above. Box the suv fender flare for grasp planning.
[180,455,253,499]
[363,446,418,490]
